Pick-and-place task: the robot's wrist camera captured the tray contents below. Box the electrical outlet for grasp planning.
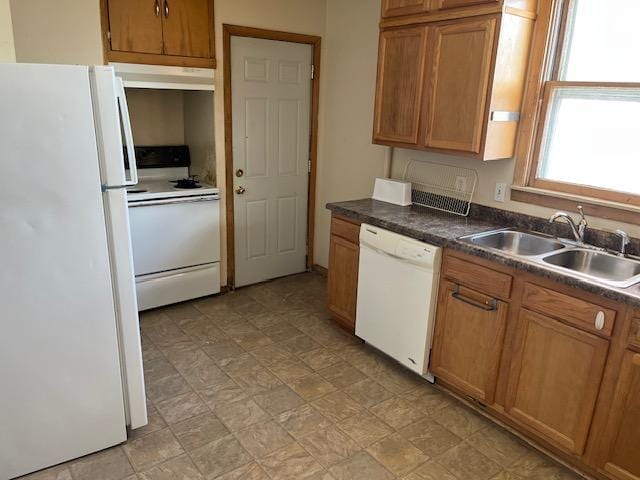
[494,183,507,203]
[454,176,467,192]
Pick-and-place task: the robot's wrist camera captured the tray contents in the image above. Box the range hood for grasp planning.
[110,63,215,91]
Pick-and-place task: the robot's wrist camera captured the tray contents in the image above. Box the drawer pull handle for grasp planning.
[595,311,606,331]
[451,285,497,311]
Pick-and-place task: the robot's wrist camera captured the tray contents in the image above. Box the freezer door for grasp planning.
[90,66,138,187]
[0,63,127,478]
[104,188,148,429]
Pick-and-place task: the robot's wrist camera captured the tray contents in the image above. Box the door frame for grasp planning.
[223,24,322,288]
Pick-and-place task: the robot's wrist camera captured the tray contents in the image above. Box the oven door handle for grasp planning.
[128,196,219,207]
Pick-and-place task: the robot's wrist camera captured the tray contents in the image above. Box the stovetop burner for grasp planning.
[172,178,202,190]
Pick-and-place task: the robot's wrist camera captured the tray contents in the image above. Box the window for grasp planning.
[517,0,640,207]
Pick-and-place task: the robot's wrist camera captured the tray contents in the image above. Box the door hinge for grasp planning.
[311,64,315,80]
[308,159,312,174]
[107,31,111,41]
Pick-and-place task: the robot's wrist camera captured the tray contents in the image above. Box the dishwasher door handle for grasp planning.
[451,284,497,311]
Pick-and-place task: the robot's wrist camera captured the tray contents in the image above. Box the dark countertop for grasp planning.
[327,198,640,308]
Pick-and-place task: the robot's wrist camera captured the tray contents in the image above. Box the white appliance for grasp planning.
[110,62,215,91]
[356,224,442,380]
[127,155,221,311]
[0,64,147,479]
[372,177,412,206]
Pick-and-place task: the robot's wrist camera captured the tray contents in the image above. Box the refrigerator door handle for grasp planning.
[115,77,138,186]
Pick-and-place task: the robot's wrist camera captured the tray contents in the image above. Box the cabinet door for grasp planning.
[162,0,213,58]
[381,0,431,17]
[431,281,508,404]
[505,309,609,455]
[108,0,164,54]
[602,351,640,480]
[374,26,428,145]
[435,0,500,9]
[327,235,359,332]
[424,17,497,153]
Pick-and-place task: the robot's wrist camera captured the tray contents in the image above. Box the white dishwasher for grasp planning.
[356,224,442,380]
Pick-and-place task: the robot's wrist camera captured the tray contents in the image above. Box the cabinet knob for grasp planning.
[595,311,606,331]
[154,0,160,16]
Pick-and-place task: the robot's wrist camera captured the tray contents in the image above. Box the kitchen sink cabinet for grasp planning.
[101,0,216,68]
[327,215,361,333]
[599,350,640,480]
[505,308,609,455]
[374,4,535,159]
[429,249,639,480]
[431,281,509,404]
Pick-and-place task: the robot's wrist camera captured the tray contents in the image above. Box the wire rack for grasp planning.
[402,160,478,216]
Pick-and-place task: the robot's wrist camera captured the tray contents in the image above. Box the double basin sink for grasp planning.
[460,229,640,288]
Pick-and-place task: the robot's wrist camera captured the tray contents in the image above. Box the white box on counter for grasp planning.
[372,178,412,206]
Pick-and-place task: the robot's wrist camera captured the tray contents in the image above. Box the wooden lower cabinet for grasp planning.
[505,309,609,455]
[600,351,640,480]
[431,281,508,404]
[427,250,640,480]
[326,216,361,332]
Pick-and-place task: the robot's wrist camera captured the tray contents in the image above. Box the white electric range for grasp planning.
[127,164,221,311]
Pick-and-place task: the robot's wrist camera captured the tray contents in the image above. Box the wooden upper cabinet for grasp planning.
[505,309,609,455]
[162,0,213,58]
[381,0,431,18]
[424,17,497,153]
[601,351,640,480]
[434,0,500,9]
[107,0,163,54]
[373,26,428,145]
[373,8,535,160]
[102,0,216,68]
[431,281,509,404]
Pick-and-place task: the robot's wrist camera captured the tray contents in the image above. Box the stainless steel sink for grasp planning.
[542,249,640,288]
[464,230,565,256]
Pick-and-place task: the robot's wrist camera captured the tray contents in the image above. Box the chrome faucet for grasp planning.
[549,205,588,244]
[615,229,630,257]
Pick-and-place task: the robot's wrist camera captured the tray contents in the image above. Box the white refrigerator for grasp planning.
[0,64,147,479]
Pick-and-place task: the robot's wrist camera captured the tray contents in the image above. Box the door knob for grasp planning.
[235,186,246,195]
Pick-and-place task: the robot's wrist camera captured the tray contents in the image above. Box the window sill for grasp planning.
[510,186,640,225]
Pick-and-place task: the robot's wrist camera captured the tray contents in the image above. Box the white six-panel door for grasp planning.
[231,36,313,287]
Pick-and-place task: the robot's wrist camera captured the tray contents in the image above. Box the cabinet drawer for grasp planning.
[331,216,361,244]
[443,255,512,299]
[630,318,640,350]
[522,283,616,336]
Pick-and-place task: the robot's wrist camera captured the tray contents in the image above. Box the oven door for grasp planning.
[128,196,220,276]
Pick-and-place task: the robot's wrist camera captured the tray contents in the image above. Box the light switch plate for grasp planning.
[494,183,507,203]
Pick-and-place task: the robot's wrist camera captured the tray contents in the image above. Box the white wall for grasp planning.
[0,0,15,61]
[10,0,103,64]
[126,89,186,146]
[184,91,216,182]
[313,0,388,268]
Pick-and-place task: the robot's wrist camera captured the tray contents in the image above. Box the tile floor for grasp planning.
[21,273,584,480]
